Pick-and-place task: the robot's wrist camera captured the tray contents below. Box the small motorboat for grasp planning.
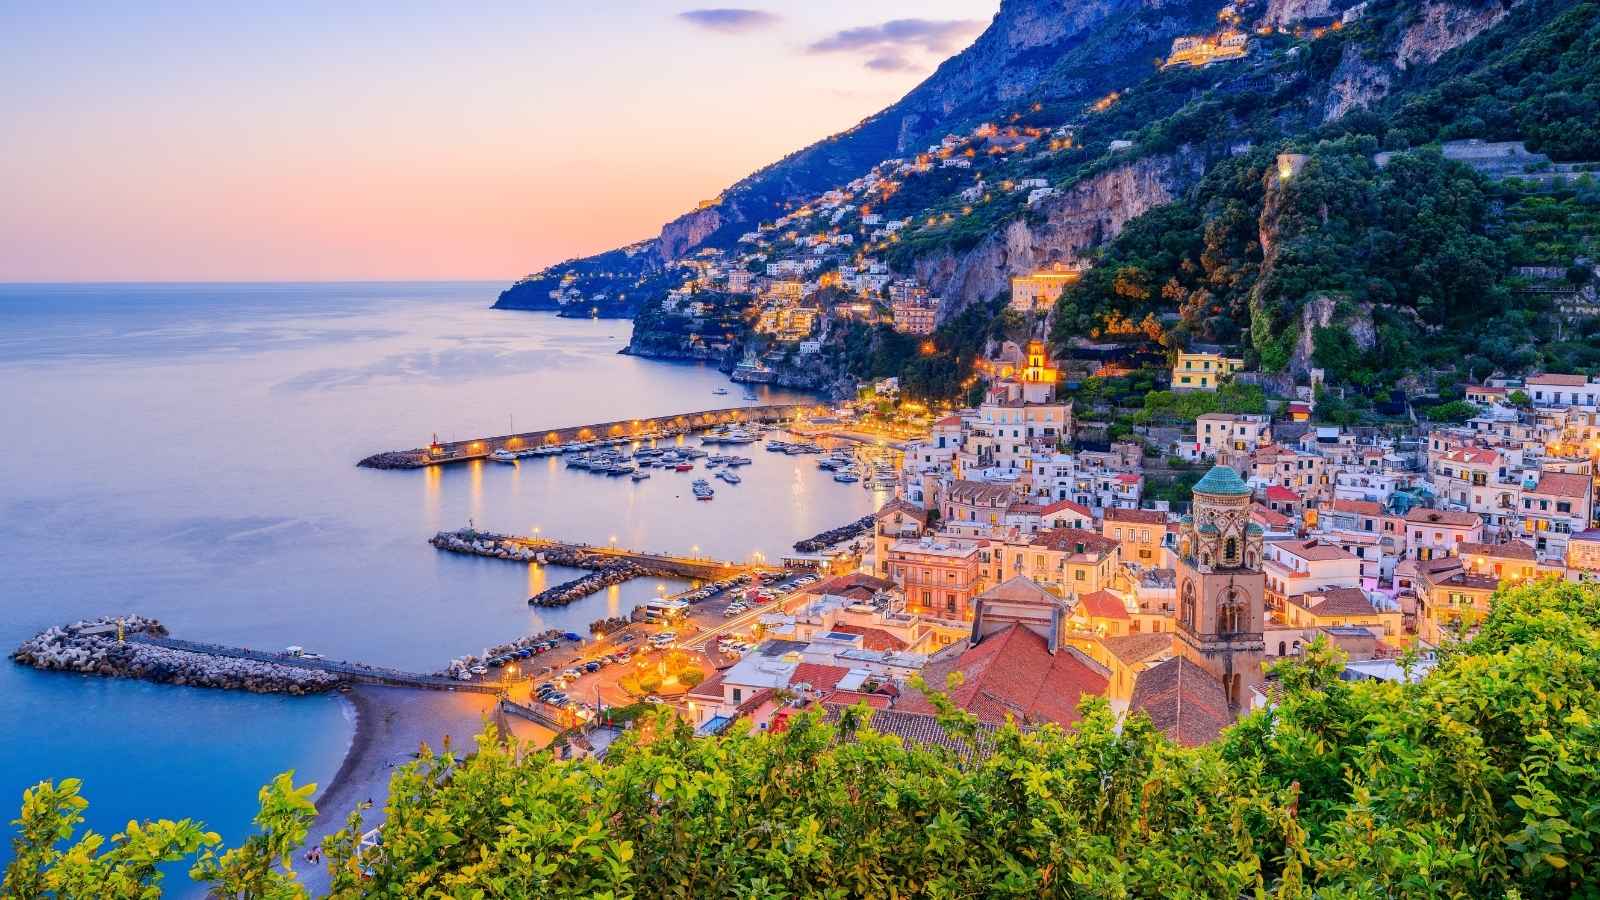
[833,472,860,483]
[490,448,519,463]
[712,388,729,395]
[631,471,651,481]
[717,470,741,484]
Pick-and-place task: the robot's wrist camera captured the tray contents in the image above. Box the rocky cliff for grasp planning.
[1396,0,1517,69]
[913,152,1205,317]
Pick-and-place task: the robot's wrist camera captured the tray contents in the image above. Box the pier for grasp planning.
[430,529,779,581]
[358,402,830,469]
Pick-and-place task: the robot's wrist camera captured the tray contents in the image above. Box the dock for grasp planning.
[430,529,779,581]
[358,402,830,469]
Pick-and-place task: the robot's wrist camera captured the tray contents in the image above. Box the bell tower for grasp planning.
[1175,464,1266,713]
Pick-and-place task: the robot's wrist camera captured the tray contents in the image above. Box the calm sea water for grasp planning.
[0,282,876,862]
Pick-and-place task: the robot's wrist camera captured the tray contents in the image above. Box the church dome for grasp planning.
[1193,465,1250,497]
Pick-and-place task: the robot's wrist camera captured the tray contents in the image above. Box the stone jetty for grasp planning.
[428,529,680,607]
[792,515,876,553]
[11,616,342,695]
[529,563,660,607]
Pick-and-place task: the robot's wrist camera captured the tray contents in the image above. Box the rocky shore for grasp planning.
[11,616,342,694]
[529,563,659,607]
[792,515,876,553]
[357,451,426,469]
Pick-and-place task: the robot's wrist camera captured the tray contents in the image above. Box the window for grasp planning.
[732,688,742,703]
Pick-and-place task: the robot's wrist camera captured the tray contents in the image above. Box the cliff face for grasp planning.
[1396,0,1517,69]
[1323,41,1393,121]
[1260,0,1339,29]
[912,152,1204,317]
[656,207,723,264]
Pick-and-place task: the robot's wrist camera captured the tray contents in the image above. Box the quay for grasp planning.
[358,402,829,469]
[430,528,781,581]
[127,634,506,694]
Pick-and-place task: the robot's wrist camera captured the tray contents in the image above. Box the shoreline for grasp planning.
[296,684,509,895]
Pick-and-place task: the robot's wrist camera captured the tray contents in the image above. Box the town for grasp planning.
[507,339,1598,753]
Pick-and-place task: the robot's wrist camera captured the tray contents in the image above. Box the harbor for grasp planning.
[356,403,828,469]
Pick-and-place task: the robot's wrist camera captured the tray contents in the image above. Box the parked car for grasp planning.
[644,695,664,705]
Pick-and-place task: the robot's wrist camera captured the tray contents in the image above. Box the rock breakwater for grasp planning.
[11,617,342,695]
[792,515,875,553]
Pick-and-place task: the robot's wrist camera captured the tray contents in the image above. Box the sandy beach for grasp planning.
[292,684,515,896]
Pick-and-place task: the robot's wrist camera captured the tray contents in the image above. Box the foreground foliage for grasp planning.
[7,579,1600,897]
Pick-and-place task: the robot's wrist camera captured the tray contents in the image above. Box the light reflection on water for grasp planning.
[0,281,878,858]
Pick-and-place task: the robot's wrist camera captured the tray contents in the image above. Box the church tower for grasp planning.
[1175,464,1266,713]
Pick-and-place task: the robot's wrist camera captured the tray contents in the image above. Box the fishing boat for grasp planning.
[833,472,860,483]
[712,387,729,395]
[490,448,519,463]
[691,479,715,500]
[631,471,651,481]
[717,470,741,484]
[675,462,694,472]
[726,456,752,467]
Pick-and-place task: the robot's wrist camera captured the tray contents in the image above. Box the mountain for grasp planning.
[495,0,1221,312]
[500,0,1600,412]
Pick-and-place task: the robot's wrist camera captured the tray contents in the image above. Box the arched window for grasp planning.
[1278,640,1286,656]
[1224,536,1238,565]
[1180,581,1197,630]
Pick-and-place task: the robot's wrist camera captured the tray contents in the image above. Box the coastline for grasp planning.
[296,685,509,895]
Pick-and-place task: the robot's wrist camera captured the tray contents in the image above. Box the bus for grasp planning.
[640,598,689,623]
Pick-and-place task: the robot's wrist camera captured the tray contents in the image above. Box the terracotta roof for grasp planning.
[1006,501,1046,516]
[1099,633,1173,666]
[1076,590,1130,620]
[807,572,896,602]
[1105,507,1166,525]
[935,415,963,427]
[688,670,728,701]
[789,663,851,694]
[1031,527,1119,557]
[827,624,910,652]
[977,576,1064,607]
[948,480,1017,505]
[1460,540,1536,561]
[898,623,1108,727]
[819,690,892,710]
[1438,571,1501,591]
[1264,485,1300,502]
[1532,472,1591,499]
[1252,504,1293,529]
[1527,373,1589,386]
[1041,498,1093,519]
[875,498,929,524]
[1300,587,1377,618]
[1331,499,1383,517]
[1115,473,1142,484]
[1129,656,1232,747]
[1443,448,1498,465]
[1404,508,1482,528]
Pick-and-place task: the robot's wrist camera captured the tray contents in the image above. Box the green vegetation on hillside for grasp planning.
[8,579,1600,897]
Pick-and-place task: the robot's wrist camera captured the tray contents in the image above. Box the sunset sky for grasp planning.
[0,3,998,282]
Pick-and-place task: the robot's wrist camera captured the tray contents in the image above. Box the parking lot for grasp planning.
[515,569,827,724]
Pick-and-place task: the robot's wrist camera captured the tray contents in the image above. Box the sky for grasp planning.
[0,2,999,282]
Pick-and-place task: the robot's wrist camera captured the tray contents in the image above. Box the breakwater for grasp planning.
[428,528,679,607]
[428,528,758,580]
[359,403,828,469]
[12,617,342,695]
[529,563,662,607]
[792,515,876,553]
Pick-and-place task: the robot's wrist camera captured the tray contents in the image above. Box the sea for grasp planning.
[0,281,879,863]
